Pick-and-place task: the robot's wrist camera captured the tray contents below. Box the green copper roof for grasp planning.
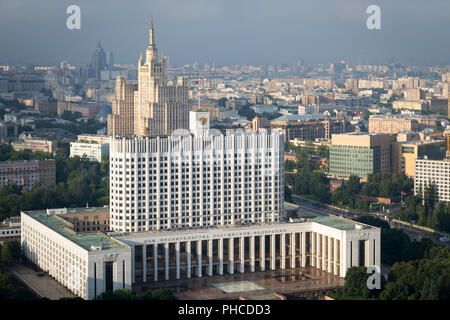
[23,210,128,251]
[310,216,367,231]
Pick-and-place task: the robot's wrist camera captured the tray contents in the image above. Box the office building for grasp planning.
[415,159,450,202]
[369,115,419,135]
[270,114,347,142]
[21,207,380,299]
[0,121,19,140]
[330,133,391,179]
[0,216,21,244]
[427,97,449,116]
[70,142,109,162]
[107,77,137,137]
[393,100,427,112]
[392,140,445,177]
[21,208,131,300]
[77,134,110,145]
[90,41,108,80]
[11,138,57,154]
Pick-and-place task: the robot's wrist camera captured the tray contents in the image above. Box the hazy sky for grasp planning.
[1,0,450,67]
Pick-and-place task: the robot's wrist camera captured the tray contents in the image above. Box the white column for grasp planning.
[281,233,286,270]
[176,242,180,280]
[301,232,306,267]
[365,240,370,267]
[322,235,327,271]
[316,233,321,269]
[219,238,223,275]
[333,238,338,275]
[165,243,169,280]
[352,240,360,267]
[207,239,213,276]
[347,240,353,270]
[270,234,276,270]
[197,240,202,277]
[186,241,191,279]
[311,232,316,267]
[291,233,296,269]
[239,237,245,273]
[153,244,158,281]
[369,239,375,267]
[341,238,349,277]
[142,244,147,283]
[228,238,234,274]
[250,236,255,272]
[328,237,332,273]
[260,235,265,271]
[375,233,381,271]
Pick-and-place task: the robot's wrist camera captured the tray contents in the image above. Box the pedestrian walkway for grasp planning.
[9,263,77,300]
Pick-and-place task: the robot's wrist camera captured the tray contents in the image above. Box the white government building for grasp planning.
[21,207,380,300]
[20,111,381,300]
[109,111,285,232]
[19,18,380,300]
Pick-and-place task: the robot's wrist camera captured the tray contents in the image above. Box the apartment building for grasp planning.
[0,159,56,190]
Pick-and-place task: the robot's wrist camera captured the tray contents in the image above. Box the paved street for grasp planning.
[8,263,76,300]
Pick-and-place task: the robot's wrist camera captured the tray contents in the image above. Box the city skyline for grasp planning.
[1,0,450,67]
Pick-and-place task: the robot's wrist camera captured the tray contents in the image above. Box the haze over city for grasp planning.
[1,0,450,66]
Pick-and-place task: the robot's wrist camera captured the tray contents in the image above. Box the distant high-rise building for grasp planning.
[107,51,114,68]
[90,41,108,80]
[107,17,190,137]
[107,76,137,137]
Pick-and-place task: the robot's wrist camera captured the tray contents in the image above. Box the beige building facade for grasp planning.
[107,18,190,137]
[392,140,446,177]
[369,115,418,135]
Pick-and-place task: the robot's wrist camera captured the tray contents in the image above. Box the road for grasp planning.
[8,263,77,300]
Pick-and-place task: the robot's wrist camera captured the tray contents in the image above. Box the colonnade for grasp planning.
[131,231,347,283]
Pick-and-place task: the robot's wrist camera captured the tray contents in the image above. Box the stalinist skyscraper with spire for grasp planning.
[107,17,190,137]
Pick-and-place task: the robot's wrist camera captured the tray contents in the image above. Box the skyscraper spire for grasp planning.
[149,16,155,46]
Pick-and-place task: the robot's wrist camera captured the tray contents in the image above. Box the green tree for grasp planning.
[343,267,371,299]
[348,175,360,194]
[141,288,177,300]
[0,245,12,265]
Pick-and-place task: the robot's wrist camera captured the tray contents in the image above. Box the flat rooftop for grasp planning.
[310,216,366,231]
[23,210,128,252]
[61,207,109,215]
[114,214,371,241]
